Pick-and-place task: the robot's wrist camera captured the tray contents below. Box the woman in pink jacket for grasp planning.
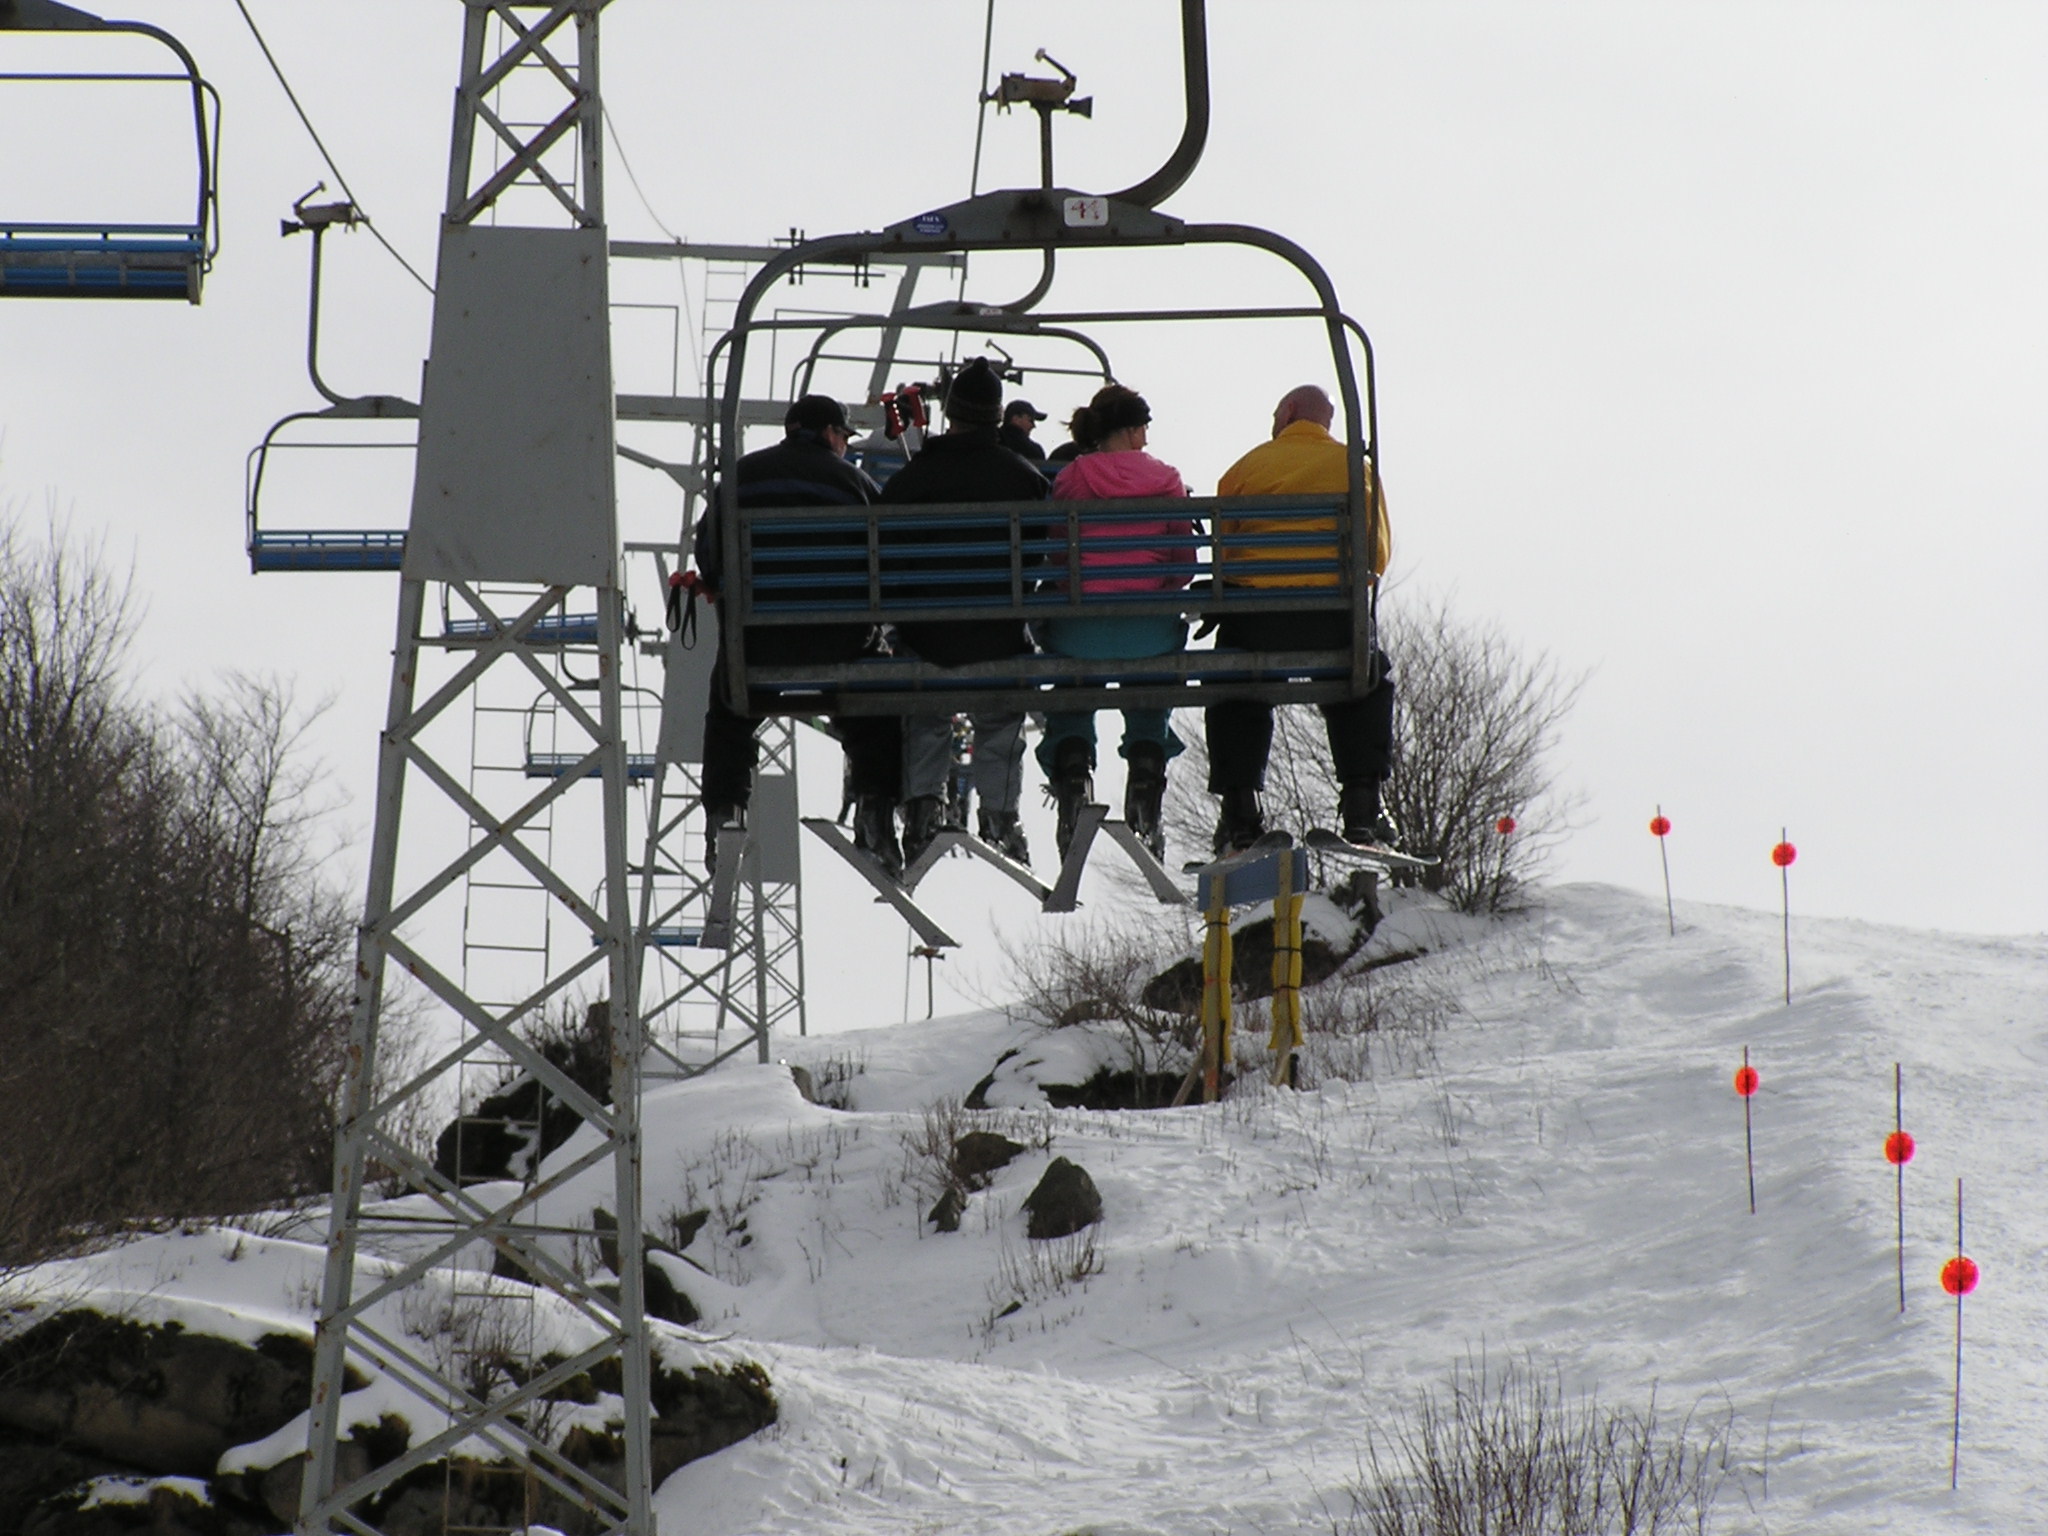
[1037,384,1195,858]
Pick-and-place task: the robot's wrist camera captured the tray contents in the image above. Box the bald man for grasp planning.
[1205,384,1397,853]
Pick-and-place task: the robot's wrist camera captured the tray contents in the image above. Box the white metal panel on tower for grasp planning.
[753,771,801,883]
[406,224,618,587]
[655,625,716,765]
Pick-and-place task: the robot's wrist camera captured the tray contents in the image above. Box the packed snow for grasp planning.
[9,881,2043,1532]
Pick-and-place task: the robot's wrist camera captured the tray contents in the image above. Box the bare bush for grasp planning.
[1165,594,1582,912]
[1378,596,1583,912]
[984,1226,1103,1331]
[1341,1353,1732,1536]
[0,517,359,1265]
[999,917,1196,1064]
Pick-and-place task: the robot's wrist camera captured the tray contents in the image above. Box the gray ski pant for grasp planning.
[903,712,1027,816]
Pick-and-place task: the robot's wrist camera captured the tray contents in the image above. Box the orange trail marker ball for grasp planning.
[1771,841,1797,867]
[1650,808,1675,934]
[1942,1256,1979,1296]
[1885,1130,1915,1165]
[1496,815,1517,835]
[1735,1047,1759,1214]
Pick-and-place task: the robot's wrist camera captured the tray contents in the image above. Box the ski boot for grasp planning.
[1048,737,1094,860]
[1123,741,1169,860]
[1211,786,1265,857]
[978,808,1031,867]
[1338,780,1398,848]
[853,793,904,880]
[900,794,943,868]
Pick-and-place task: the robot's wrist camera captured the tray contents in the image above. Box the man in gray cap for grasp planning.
[693,394,905,875]
[880,358,1051,864]
[999,398,1049,463]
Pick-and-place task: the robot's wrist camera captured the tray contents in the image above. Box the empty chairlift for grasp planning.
[0,0,218,302]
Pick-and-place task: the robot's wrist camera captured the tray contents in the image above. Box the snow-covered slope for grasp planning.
[13,883,2044,1533]
[661,883,2048,1533]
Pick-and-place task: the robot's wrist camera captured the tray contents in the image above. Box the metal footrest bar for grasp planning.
[800,818,958,948]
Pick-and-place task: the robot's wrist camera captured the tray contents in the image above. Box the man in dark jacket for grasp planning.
[998,398,1049,462]
[879,359,1052,863]
[694,395,905,874]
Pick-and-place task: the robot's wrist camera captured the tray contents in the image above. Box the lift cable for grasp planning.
[602,102,704,383]
[954,0,999,322]
[230,0,434,294]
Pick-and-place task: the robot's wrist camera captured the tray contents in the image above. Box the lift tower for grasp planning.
[301,4,655,1533]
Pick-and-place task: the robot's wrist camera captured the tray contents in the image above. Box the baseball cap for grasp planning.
[785,394,855,434]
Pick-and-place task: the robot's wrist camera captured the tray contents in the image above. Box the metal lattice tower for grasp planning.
[302,4,655,1533]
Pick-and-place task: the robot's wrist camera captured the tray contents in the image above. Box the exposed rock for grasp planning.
[646,1361,778,1482]
[0,1315,323,1478]
[432,1003,614,1185]
[787,1063,817,1103]
[587,1210,701,1328]
[643,1255,702,1328]
[244,1418,403,1530]
[1022,1158,1102,1240]
[1142,928,1356,1013]
[1040,1067,1185,1111]
[530,1359,780,1520]
[963,1048,1021,1111]
[0,1437,129,1535]
[248,1359,772,1535]
[663,1209,711,1254]
[20,1473,272,1536]
[950,1131,1025,1189]
[927,1185,968,1234]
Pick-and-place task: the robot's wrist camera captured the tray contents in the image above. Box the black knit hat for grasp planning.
[944,358,1004,427]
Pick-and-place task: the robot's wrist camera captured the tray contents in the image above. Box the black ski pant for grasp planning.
[1202,610,1394,793]
[701,623,900,812]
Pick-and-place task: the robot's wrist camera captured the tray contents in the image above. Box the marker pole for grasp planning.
[1655,805,1674,936]
[1894,1064,1906,1313]
[1779,828,1792,1004]
[1737,1046,1758,1215]
[1936,1183,1983,1486]
[1950,1179,1967,1490]
[1770,832,1798,1004]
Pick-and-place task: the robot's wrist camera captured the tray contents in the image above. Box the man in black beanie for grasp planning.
[879,357,1052,864]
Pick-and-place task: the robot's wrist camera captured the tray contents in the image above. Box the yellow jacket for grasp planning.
[1216,420,1389,587]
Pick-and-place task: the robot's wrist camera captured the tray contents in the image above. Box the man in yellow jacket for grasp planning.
[1206,384,1396,852]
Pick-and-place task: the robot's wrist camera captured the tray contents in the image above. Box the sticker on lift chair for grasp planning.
[1063,196,1109,227]
[912,212,949,236]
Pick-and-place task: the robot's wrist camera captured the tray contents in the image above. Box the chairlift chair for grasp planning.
[0,0,219,302]
[709,192,1385,719]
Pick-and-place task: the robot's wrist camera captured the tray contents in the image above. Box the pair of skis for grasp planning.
[798,817,1439,957]
[804,801,1192,945]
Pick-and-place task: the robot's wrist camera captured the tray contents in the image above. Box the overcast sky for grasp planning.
[3,3,2043,1031]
